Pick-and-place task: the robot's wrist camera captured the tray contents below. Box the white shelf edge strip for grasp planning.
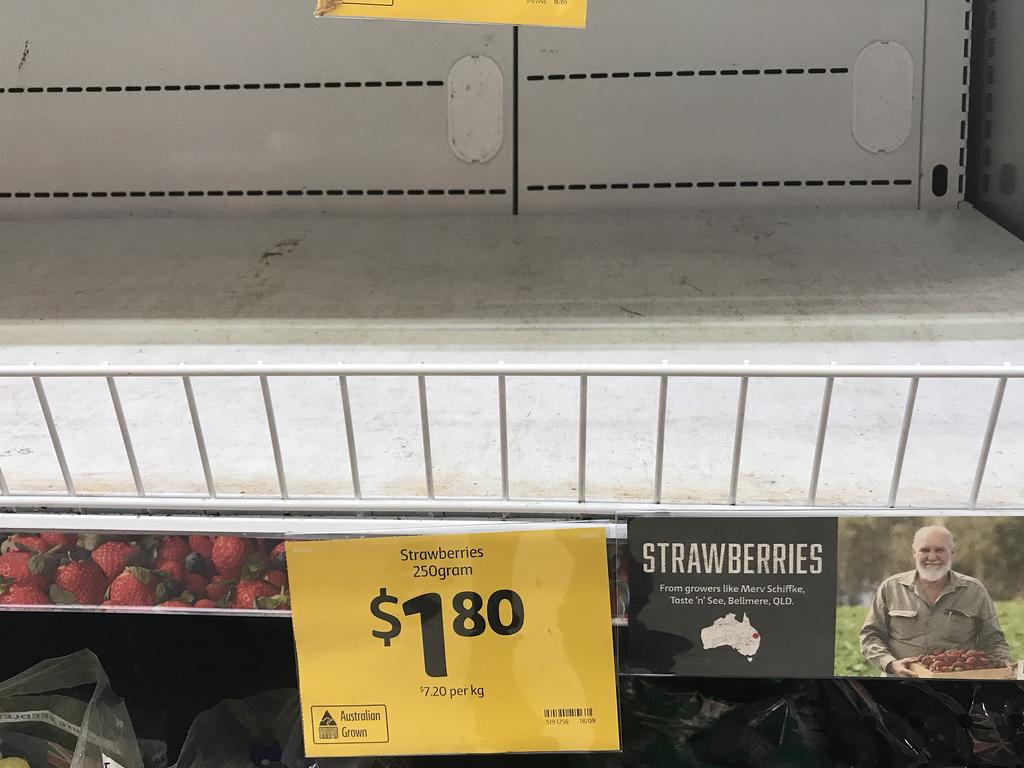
[0,363,1020,378]
[0,511,625,538]
[1,509,1022,540]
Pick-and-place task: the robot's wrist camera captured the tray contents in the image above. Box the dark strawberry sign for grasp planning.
[627,517,838,678]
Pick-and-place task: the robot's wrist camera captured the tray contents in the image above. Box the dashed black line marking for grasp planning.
[526,67,848,82]
[0,188,506,199]
[959,1,972,197]
[525,178,913,192]
[0,80,445,94]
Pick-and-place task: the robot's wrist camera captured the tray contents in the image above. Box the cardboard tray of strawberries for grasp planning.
[0,531,290,613]
[908,648,1016,679]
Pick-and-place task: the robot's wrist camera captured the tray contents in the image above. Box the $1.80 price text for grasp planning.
[370,588,525,677]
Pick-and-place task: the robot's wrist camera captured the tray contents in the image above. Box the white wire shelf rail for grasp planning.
[0,363,1021,527]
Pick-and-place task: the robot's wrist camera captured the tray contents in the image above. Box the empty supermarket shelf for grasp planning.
[0,208,1022,346]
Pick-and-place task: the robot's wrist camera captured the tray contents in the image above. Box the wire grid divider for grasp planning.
[0,363,1020,518]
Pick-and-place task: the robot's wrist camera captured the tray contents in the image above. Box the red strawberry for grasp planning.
[40,532,78,550]
[184,573,209,598]
[52,560,108,605]
[194,599,217,609]
[156,560,186,583]
[206,576,234,602]
[159,600,189,608]
[232,579,278,609]
[108,567,157,606]
[157,536,190,566]
[188,535,214,559]
[0,583,51,605]
[0,551,50,591]
[91,541,138,580]
[211,537,254,580]
[265,570,287,590]
[269,542,288,575]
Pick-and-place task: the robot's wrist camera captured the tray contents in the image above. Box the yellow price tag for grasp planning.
[314,0,587,29]
[288,528,619,757]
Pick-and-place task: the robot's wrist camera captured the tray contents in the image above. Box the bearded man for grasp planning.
[859,525,1012,677]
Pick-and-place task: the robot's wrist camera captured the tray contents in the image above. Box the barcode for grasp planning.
[544,707,593,718]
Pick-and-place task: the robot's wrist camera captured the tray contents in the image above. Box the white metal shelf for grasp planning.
[0,363,1020,526]
[1,207,1023,525]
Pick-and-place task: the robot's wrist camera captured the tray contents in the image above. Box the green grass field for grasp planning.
[834,601,1024,676]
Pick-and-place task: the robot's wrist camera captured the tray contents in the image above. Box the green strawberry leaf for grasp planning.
[241,553,266,581]
[155,582,171,603]
[78,534,106,551]
[256,594,291,610]
[125,566,151,585]
[215,595,230,609]
[49,584,77,605]
[28,553,47,575]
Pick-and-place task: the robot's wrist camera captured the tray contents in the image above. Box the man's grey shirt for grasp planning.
[860,570,1012,672]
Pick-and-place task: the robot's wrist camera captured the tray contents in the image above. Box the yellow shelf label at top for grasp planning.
[314,0,587,29]
[288,527,619,757]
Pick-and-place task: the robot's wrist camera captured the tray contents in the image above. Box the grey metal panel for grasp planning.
[522,0,925,72]
[973,0,1024,238]
[0,1,513,216]
[0,91,507,214]
[0,1,504,84]
[919,0,974,209]
[519,0,970,211]
[0,0,978,216]
[520,75,918,210]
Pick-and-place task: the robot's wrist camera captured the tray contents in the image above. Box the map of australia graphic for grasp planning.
[700,613,761,661]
